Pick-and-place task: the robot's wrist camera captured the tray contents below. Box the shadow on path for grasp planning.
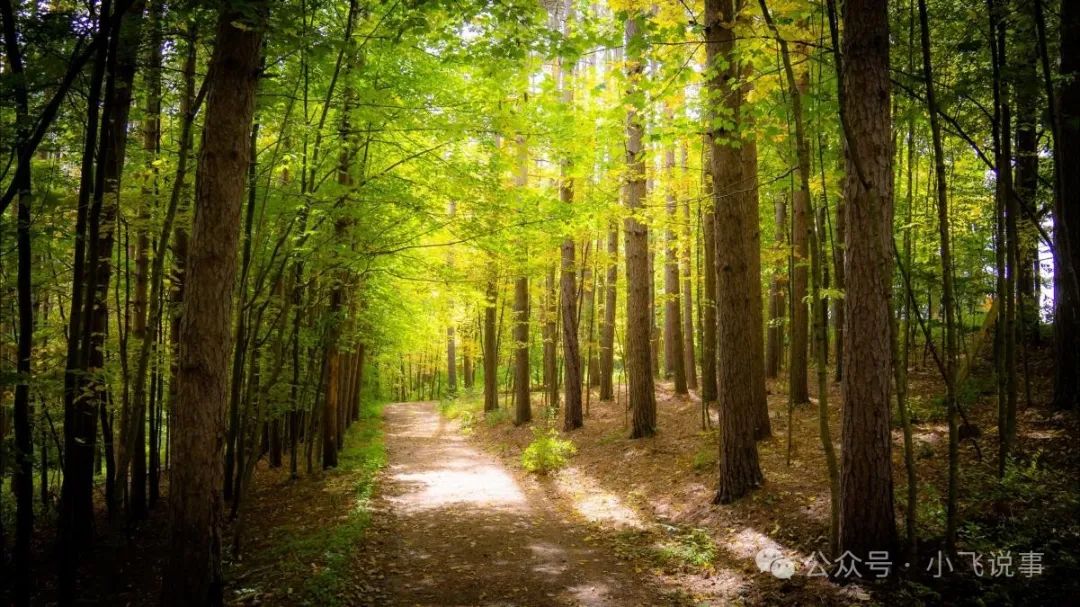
[369,401,668,606]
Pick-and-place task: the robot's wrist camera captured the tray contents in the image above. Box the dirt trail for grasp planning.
[364,401,669,606]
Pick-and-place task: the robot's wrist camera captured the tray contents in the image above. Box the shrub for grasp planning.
[691,448,716,472]
[483,408,509,427]
[521,427,576,474]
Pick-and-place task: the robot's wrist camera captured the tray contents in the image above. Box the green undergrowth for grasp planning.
[438,390,511,432]
[612,526,718,573]
[254,400,387,606]
[521,425,576,474]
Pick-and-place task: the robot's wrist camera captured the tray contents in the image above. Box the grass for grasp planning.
[611,526,717,573]
[521,426,576,474]
[260,399,387,606]
[438,390,511,432]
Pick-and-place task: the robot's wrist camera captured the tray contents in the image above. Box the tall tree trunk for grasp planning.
[58,6,110,584]
[706,0,763,502]
[664,146,688,394]
[680,146,698,390]
[599,226,618,401]
[700,142,718,404]
[561,232,582,429]
[1047,0,1080,410]
[142,0,164,511]
[514,276,531,419]
[161,2,266,603]
[126,0,161,521]
[919,0,960,552]
[766,193,786,378]
[829,0,898,562]
[1,0,35,601]
[624,12,657,438]
[742,135,771,439]
[485,277,501,415]
[87,0,144,524]
[543,266,558,407]
[1014,8,1040,344]
[168,22,197,489]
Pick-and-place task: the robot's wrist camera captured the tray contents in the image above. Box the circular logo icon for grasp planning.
[756,547,798,579]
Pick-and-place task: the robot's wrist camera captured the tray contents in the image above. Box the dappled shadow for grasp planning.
[372,401,670,606]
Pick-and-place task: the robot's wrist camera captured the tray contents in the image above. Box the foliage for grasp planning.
[521,426,576,474]
[258,401,386,606]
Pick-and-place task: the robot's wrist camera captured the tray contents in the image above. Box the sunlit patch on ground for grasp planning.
[552,466,645,529]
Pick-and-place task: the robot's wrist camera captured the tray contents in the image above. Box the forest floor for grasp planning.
[19,349,1076,605]
[218,350,1078,606]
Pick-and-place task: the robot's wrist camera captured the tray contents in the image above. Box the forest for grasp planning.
[0,0,1078,604]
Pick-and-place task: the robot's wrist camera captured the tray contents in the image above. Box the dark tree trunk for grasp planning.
[1,0,35,601]
[705,0,763,503]
[700,143,718,404]
[1013,8,1040,344]
[86,0,145,523]
[1050,0,1080,410]
[624,13,657,438]
[680,150,698,391]
[599,226,618,401]
[161,2,266,603]
[766,193,787,379]
[514,276,531,419]
[742,136,771,439]
[561,235,583,429]
[830,0,899,562]
[486,278,502,415]
[544,266,558,407]
[664,147,688,394]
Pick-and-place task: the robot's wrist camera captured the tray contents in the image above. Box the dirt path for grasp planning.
[362,401,671,607]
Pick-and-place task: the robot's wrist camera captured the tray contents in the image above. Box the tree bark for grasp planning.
[705,0,763,502]
[1049,0,1080,410]
[829,0,899,562]
[161,2,266,603]
[664,146,688,394]
[1,0,35,601]
[599,226,618,401]
[680,146,698,390]
[485,277,502,415]
[766,193,786,378]
[624,12,657,438]
[700,142,718,404]
[514,276,531,420]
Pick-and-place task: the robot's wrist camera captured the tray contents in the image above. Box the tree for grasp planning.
[161,1,267,602]
[559,7,582,430]
[830,0,898,561]
[623,11,656,439]
[663,145,688,394]
[1050,0,1080,410]
[485,277,502,416]
[598,226,618,401]
[1,0,35,601]
[705,0,763,503]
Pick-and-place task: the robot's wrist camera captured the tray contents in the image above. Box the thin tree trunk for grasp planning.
[599,226,618,401]
[919,0,960,553]
[766,193,787,379]
[680,147,698,390]
[700,142,718,404]
[486,277,502,415]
